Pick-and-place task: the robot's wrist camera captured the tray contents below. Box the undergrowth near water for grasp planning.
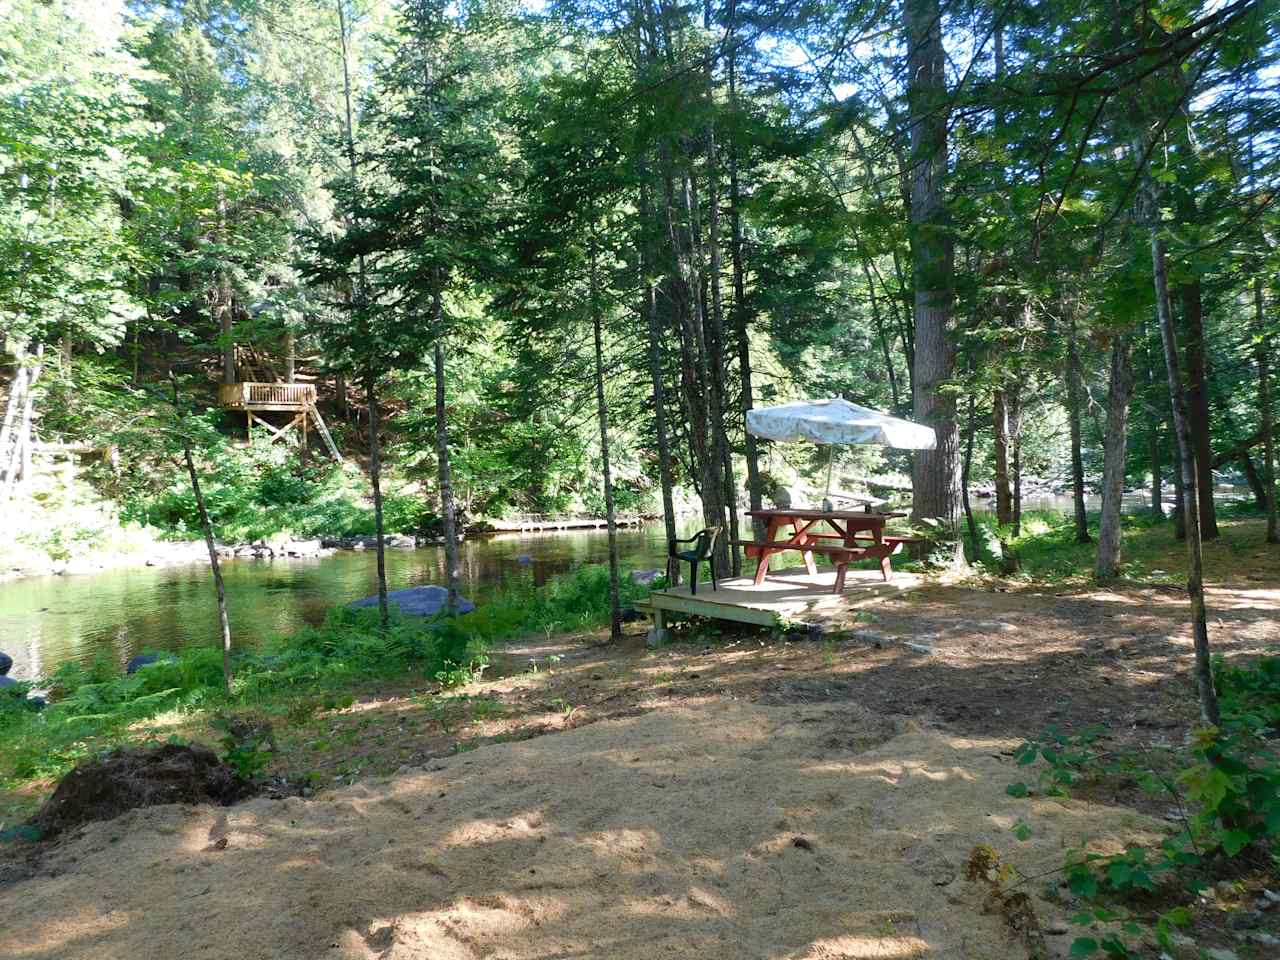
[0,563,649,818]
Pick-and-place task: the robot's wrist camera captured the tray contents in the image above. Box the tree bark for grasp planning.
[704,123,740,576]
[639,179,680,584]
[961,393,980,562]
[1065,312,1091,543]
[726,29,763,541]
[1008,385,1023,537]
[993,389,1012,525]
[1239,452,1268,511]
[590,233,622,641]
[433,335,462,614]
[1149,418,1164,517]
[172,374,233,695]
[1149,204,1220,726]
[1180,281,1218,539]
[366,375,389,630]
[905,0,962,564]
[1256,280,1278,542]
[1095,336,1133,582]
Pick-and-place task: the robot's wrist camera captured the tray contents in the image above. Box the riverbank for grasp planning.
[3,520,1278,958]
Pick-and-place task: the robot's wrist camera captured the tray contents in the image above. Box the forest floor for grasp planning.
[2,517,1278,958]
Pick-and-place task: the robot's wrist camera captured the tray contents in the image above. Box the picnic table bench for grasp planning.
[736,508,924,593]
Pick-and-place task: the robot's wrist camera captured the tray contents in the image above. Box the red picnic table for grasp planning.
[738,508,916,594]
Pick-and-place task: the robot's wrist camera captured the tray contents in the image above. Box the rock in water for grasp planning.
[349,585,475,617]
[0,675,16,689]
[630,569,662,585]
[126,652,177,674]
[0,651,12,676]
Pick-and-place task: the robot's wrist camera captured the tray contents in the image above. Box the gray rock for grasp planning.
[0,651,11,676]
[349,585,475,617]
[126,653,177,675]
[286,539,322,557]
[0,675,16,689]
[630,569,663,585]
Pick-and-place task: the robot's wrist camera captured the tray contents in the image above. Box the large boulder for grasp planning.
[0,651,11,676]
[349,585,475,618]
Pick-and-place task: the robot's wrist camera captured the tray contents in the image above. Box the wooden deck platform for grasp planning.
[638,567,922,645]
[218,381,315,411]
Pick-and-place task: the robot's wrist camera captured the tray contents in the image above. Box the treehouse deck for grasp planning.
[636,567,922,646]
[218,381,316,411]
[217,382,341,462]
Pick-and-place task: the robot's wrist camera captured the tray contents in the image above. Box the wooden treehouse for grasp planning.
[218,382,342,462]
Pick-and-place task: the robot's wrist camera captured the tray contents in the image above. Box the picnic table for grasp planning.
[737,508,916,593]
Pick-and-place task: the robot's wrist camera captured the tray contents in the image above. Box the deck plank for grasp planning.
[644,567,921,629]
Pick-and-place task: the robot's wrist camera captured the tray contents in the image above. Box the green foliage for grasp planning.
[120,439,432,542]
[1007,657,1280,956]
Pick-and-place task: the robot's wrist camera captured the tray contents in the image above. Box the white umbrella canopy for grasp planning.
[746,398,936,450]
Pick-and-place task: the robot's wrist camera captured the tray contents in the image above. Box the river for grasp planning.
[0,488,1232,682]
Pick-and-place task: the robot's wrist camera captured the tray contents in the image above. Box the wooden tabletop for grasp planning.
[746,508,907,521]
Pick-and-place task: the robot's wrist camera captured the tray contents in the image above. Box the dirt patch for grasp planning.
[0,702,1163,960]
[28,743,246,839]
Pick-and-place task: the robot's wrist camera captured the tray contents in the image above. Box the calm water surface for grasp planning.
[1,488,1229,682]
[0,525,680,682]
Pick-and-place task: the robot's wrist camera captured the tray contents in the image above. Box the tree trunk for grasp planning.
[1171,421,1187,540]
[218,193,235,387]
[993,389,1013,525]
[659,155,727,573]
[1149,417,1164,518]
[433,335,463,614]
[961,392,980,562]
[727,36,763,540]
[284,328,296,383]
[1095,336,1133,582]
[704,123,740,576]
[1065,313,1091,543]
[1239,452,1268,511]
[172,374,233,695]
[1256,280,1278,543]
[366,375,389,630]
[590,233,622,641]
[905,0,962,564]
[1008,385,1023,537]
[1150,210,1220,726]
[683,169,732,577]
[1180,281,1218,539]
[640,179,680,584]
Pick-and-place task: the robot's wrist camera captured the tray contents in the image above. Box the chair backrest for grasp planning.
[693,525,723,559]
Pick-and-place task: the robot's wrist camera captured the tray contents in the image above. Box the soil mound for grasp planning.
[29,743,245,839]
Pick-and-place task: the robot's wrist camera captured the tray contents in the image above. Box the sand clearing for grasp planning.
[0,701,1159,959]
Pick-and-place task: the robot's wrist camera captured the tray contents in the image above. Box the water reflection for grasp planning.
[0,524,679,681]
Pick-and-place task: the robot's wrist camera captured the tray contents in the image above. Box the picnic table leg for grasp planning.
[794,524,819,576]
[833,560,848,594]
[874,526,892,582]
[753,517,783,585]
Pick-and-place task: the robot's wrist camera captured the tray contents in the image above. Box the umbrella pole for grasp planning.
[823,446,834,511]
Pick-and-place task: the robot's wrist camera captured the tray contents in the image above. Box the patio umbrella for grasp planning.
[745,398,936,508]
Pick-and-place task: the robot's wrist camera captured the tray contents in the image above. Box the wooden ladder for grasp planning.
[308,404,343,463]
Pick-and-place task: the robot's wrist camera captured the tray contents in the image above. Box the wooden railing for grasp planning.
[218,382,316,409]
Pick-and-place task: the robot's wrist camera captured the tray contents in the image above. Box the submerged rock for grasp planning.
[349,585,475,617]
[0,651,11,676]
[126,652,178,675]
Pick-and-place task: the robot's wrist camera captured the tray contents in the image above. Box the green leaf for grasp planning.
[1006,782,1029,798]
[1219,828,1252,856]
[1069,937,1099,957]
[1013,819,1032,841]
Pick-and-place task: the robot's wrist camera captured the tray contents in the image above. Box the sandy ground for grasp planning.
[4,552,1278,960]
[0,699,1163,960]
